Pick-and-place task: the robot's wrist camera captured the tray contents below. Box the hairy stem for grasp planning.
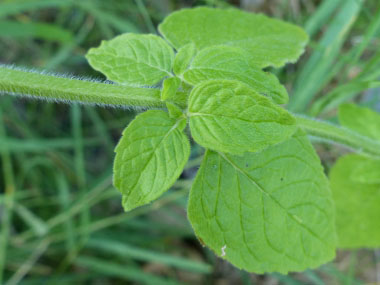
[296,115,380,158]
[1,66,379,157]
[0,66,177,108]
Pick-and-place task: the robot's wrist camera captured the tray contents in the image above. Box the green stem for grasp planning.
[296,115,380,158]
[1,65,380,158]
[0,66,174,108]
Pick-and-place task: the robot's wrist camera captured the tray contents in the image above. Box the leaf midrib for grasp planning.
[123,118,185,203]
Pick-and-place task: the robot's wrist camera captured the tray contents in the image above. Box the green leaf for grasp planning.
[166,102,184,119]
[188,131,336,274]
[338,103,380,141]
[352,158,380,184]
[86,33,174,86]
[183,46,288,104]
[188,80,296,154]
[114,110,190,211]
[330,154,380,248]
[161,77,181,101]
[159,7,308,68]
[173,43,196,76]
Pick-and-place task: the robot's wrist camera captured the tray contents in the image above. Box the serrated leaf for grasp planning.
[161,77,181,101]
[114,110,190,211]
[338,103,380,141]
[166,102,183,119]
[330,154,380,248]
[188,80,296,154]
[159,7,308,68]
[173,43,196,76]
[188,131,336,274]
[352,158,380,184]
[183,46,288,104]
[86,33,174,86]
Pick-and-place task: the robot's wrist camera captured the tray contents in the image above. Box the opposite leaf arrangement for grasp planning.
[2,6,378,276]
[86,7,337,274]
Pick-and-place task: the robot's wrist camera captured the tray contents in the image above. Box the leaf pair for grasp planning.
[85,7,337,274]
[330,104,380,248]
[113,77,298,213]
[112,105,336,274]
[86,7,309,104]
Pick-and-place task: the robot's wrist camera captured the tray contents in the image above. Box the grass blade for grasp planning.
[14,204,48,236]
[0,138,100,152]
[56,173,76,251]
[289,0,363,112]
[304,0,343,37]
[351,7,380,65]
[5,240,49,285]
[86,238,212,274]
[75,256,179,285]
[0,20,73,43]
[310,80,380,116]
[0,108,16,284]
[0,0,74,17]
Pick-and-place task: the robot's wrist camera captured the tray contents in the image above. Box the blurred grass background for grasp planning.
[0,0,379,284]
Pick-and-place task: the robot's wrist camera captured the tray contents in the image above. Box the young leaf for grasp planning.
[114,110,190,211]
[173,42,197,76]
[86,34,174,86]
[159,7,308,68]
[352,158,380,184]
[330,154,380,248]
[338,103,380,141]
[188,80,296,154]
[188,131,336,274]
[161,77,181,101]
[183,46,288,104]
[166,102,183,119]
